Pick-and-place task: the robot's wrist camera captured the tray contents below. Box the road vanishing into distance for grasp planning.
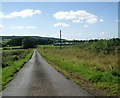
[2,49,93,96]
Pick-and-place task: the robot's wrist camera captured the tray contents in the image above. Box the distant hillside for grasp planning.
[0,36,65,47]
[1,36,62,41]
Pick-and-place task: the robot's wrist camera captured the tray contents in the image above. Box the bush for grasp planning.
[12,56,19,61]
[86,38,120,54]
[110,70,120,77]
[2,63,9,68]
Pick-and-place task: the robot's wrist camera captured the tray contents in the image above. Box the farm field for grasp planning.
[37,41,120,96]
[1,2,119,96]
[1,47,33,90]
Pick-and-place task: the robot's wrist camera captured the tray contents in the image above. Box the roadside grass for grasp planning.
[0,48,2,53]
[2,46,22,50]
[37,45,119,96]
[1,48,33,90]
[0,68,1,91]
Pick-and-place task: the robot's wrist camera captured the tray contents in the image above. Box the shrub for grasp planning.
[2,63,9,68]
[22,37,37,49]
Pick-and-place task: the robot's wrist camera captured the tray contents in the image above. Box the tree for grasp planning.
[22,37,37,48]
[7,38,23,46]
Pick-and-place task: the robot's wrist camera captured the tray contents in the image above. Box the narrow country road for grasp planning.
[2,49,93,96]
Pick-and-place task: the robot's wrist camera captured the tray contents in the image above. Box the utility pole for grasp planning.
[60,30,61,49]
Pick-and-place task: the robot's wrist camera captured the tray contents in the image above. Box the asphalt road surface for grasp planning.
[2,49,93,96]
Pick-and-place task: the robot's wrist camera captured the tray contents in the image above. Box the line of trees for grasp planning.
[2,37,55,48]
[7,38,23,46]
[2,37,120,52]
[78,38,120,54]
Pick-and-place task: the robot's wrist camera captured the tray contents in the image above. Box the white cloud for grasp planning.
[10,26,24,29]
[0,12,3,18]
[53,10,99,24]
[99,19,104,22]
[86,18,98,24]
[84,25,88,28]
[72,20,80,23]
[25,26,36,29]
[10,26,37,29]
[72,20,83,23]
[0,24,3,29]
[100,32,107,35]
[54,23,70,28]
[0,9,42,19]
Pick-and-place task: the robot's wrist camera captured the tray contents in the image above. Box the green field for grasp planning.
[37,44,119,96]
[1,37,119,96]
[1,48,33,90]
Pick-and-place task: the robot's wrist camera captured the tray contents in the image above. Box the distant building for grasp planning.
[53,42,75,46]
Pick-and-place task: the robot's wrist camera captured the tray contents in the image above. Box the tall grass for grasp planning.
[38,44,119,96]
[1,49,33,90]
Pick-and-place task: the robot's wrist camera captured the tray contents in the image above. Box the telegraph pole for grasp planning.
[60,30,61,49]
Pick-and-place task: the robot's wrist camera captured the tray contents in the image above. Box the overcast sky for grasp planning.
[0,2,118,40]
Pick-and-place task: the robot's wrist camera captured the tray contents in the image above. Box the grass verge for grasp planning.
[1,49,33,91]
[37,45,119,96]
